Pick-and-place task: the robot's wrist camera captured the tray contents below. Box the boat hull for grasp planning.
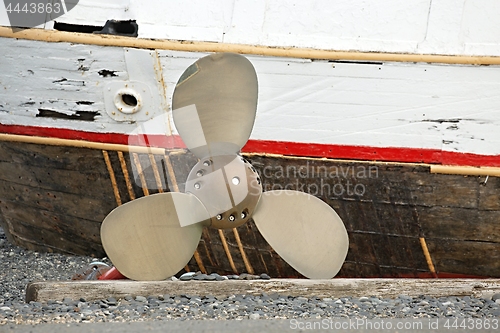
[0,139,498,278]
[1,17,500,278]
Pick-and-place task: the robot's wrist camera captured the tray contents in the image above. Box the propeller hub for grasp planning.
[185,155,262,229]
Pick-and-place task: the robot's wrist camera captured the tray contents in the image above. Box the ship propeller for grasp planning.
[100,53,349,280]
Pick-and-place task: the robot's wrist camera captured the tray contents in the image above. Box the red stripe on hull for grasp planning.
[243,140,500,167]
[1,124,499,167]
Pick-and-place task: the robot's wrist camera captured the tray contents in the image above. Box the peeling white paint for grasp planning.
[1,37,500,157]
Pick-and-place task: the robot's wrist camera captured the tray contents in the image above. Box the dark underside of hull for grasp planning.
[0,140,498,278]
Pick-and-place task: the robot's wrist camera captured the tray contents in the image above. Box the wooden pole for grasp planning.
[430,165,500,177]
[0,133,165,155]
[102,150,122,206]
[2,27,500,65]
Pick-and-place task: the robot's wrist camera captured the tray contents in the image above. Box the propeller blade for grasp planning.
[100,192,210,281]
[172,53,258,158]
[252,190,349,279]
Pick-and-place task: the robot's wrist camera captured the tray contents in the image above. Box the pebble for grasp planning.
[135,296,147,303]
[193,274,208,281]
[249,313,260,320]
[179,272,195,281]
[106,297,117,306]
[0,226,499,325]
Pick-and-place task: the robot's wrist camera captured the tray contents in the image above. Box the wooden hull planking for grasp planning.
[0,139,498,278]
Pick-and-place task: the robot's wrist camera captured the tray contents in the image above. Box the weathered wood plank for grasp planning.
[0,160,115,201]
[247,155,489,209]
[0,141,106,172]
[427,239,500,277]
[1,140,499,278]
[3,217,103,256]
[0,178,114,222]
[0,201,104,256]
[25,279,500,303]
[419,207,500,242]
[0,200,102,243]
[246,154,500,277]
[404,173,479,209]
[479,176,500,210]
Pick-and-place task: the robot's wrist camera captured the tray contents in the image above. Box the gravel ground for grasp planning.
[1,226,500,326]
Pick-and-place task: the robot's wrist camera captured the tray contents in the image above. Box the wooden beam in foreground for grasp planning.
[26,279,500,303]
